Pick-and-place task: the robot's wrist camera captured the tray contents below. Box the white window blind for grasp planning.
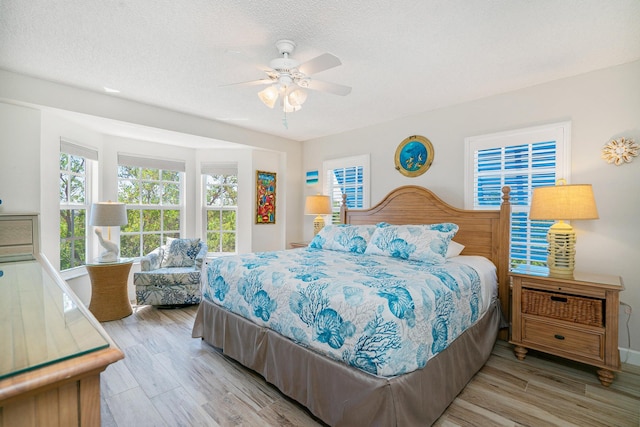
[118,153,185,172]
[466,122,570,268]
[201,162,237,176]
[323,155,370,223]
[60,138,98,161]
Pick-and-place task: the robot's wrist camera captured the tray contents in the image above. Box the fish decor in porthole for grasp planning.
[394,135,434,177]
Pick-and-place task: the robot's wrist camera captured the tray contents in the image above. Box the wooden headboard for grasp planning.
[340,185,511,335]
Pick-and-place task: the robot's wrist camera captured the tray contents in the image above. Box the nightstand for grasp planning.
[289,241,310,249]
[509,269,623,386]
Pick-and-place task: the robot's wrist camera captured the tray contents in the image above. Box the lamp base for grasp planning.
[546,220,576,277]
[98,252,118,263]
[95,228,120,263]
[313,215,325,235]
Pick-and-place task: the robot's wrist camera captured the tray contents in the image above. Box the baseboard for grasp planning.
[620,347,640,367]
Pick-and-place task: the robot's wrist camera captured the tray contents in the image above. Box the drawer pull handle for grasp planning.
[550,296,568,303]
[554,334,565,340]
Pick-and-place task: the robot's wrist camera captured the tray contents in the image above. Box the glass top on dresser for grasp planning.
[0,260,110,380]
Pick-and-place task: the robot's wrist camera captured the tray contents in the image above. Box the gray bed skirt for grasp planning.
[192,298,502,426]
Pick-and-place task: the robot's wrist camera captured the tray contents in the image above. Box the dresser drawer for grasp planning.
[522,316,604,363]
[0,216,37,262]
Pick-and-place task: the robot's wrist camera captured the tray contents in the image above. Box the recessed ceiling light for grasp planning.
[103,86,120,93]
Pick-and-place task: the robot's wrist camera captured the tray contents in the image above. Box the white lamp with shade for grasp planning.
[89,202,128,262]
[304,195,332,235]
[529,179,598,278]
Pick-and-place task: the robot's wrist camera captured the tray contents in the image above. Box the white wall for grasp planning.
[0,103,41,213]
[303,60,640,356]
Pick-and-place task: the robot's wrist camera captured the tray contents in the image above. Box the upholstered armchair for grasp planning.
[134,238,207,306]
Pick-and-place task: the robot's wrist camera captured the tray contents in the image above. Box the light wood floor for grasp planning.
[100,305,640,427]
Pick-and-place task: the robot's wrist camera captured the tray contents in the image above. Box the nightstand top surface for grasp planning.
[510,266,623,289]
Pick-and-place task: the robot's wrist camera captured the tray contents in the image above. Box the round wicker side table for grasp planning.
[86,258,133,322]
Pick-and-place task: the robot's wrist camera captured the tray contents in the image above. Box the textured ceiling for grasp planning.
[1,0,639,143]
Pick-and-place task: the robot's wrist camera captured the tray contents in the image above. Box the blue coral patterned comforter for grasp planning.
[205,247,496,377]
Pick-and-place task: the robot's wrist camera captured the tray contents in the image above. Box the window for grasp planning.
[323,154,370,223]
[117,154,185,257]
[59,140,97,271]
[202,163,238,254]
[465,122,570,269]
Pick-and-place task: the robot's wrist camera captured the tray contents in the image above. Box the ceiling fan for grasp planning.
[225,40,351,114]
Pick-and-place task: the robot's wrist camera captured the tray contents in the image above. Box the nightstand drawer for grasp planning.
[522,288,603,327]
[522,316,604,362]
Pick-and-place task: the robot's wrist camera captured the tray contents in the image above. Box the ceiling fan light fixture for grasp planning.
[258,85,279,108]
[287,88,307,107]
[283,95,302,113]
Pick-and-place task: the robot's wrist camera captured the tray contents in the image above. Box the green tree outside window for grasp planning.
[205,173,237,253]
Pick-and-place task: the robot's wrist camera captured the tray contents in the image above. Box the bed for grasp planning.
[192,185,511,426]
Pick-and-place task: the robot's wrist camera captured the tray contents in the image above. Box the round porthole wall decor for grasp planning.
[394,135,434,177]
[601,137,638,166]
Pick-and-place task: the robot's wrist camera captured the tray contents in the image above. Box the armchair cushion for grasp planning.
[162,237,201,268]
[140,247,164,271]
[134,239,208,306]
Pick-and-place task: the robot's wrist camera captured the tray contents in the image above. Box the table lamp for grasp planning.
[89,202,128,262]
[529,179,598,277]
[305,195,332,235]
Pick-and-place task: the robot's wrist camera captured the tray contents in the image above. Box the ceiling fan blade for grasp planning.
[219,78,273,88]
[298,53,342,75]
[306,79,352,96]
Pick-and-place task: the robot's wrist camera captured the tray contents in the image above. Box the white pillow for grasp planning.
[364,223,459,264]
[446,240,465,258]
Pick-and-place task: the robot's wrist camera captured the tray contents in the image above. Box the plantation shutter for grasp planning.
[323,154,370,224]
[474,141,557,267]
[331,166,364,209]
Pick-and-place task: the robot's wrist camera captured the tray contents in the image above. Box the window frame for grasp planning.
[322,154,370,224]
[117,155,186,258]
[464,122,571,269]
[59,141,97,272]
[202,165,238,255]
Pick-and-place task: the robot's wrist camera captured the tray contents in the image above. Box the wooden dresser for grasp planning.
[509,268,622,386]
[0,214,124,426]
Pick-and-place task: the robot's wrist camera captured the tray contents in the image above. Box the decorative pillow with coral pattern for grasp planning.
[309,224,376,254]
[364,223,459,264]
[162,237,201,267]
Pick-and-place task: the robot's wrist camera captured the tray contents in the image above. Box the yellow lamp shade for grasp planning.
[305,195,332,235]
[529,183,598,221]
[529,181,598,277]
